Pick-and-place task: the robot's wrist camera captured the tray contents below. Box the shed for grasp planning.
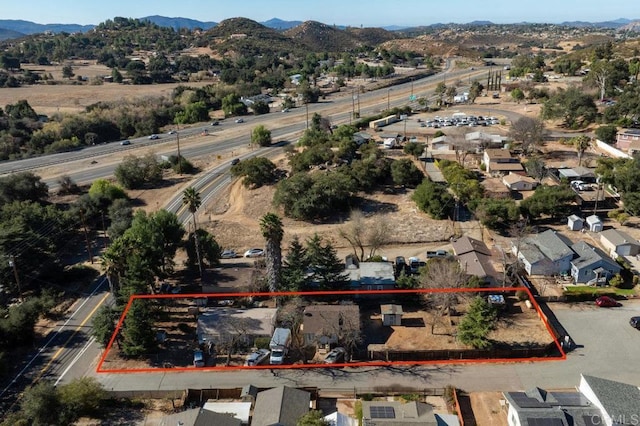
[586,215,603,232]
[567,215,584,231]
[381,304,403,326]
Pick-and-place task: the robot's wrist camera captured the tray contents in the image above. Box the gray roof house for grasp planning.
[578,374,640,426]
[159,408,242,426]
[599,228,640,258]
[252,386,310,426]
[513,230,574,276]
[361,401,440,426]
[503,387,601,426]
[452,236,499,284]
[570,241,622,284]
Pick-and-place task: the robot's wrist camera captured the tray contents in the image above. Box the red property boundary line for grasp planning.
[96,287,565,374]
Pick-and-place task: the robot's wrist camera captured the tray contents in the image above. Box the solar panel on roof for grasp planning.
[510,393,549,409]
[369,406,395,419]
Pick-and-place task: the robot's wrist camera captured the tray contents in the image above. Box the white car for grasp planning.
[244,248,264,258]
[148,134,159,140]
[220,249,237,259]
[235,118,244,123]
[168,130,177,135]
[245,349,270,366]
[120,140,131,145]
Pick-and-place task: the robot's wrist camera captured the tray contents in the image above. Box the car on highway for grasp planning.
[324,347,346,364]
[244,248,264,258]
[595,296,621,308]
[231,158,240,166]
[282,108,289,113]
[120,140,131,145]
[630,316,640,329]
[148,134,159,140]
[235,118,244,123]
[168,130,177,135]
[210,121,219,126]
[245,349,270,366]
[221,249,237,259]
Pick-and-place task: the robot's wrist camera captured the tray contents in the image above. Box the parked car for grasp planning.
[120,140,131,146]
[630,317,640,329]
[244,248,264,258]
[221,249,237,259]
[148,134,159,140]
[595,296,621,308]
[231,158,240,166]
[235,118,244,123]
[193,350,205,367]
[245,349,270,366]
[427,250,449,259]
[323,347,346,364]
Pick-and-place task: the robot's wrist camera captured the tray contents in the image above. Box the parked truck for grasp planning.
[269,328,292,365]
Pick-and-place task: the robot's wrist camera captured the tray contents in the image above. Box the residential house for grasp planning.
[503,173,538,191]
[567,215,585,231]
[347,262,396,290]
[431,135,451,151]
[202,402,251,425]
[513,230,574,276]
[159,408,242,426]
[570,241,621,284]
[599,228,640,258]
[324,411,358,426]
[252,386,310,426]
[381,304,403,326]
[196,308,276,345]
[557,167,597,183]
[483,149,524,175]
[615,128,640,151]
[503,387,601,426]
[353,132,372,146]
[578,374,640,426]
[482,177,512,199]
[465,131,508,149]
[361,401,459,426]
[452,236,499,284]
[301,304,361,346]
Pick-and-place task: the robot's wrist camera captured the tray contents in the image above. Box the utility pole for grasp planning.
[351,89,355,124]
[8,255,22,300]
[176,127,182,174]
[387,89,391,111]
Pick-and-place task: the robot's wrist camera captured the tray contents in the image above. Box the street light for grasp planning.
[387,89,391,111]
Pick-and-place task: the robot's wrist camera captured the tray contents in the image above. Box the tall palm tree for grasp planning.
[572,135,592,166]
[260,213,284,293]
[182,187,203,277]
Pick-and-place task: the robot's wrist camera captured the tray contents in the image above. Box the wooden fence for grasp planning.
[367,343,558,362]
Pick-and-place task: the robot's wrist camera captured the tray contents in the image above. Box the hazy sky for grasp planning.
[1,0,636,27]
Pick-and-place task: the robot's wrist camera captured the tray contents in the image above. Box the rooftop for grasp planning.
[452,236,491,256]
[252,386,310,426]
[518,230,574,263]
[485,148,512,159]
[600,228,640,247]
[503,173,537,185]
[362,401,437,425]
[302,304,361,336]
[570,241,621,272]
[196,308,276,344]
[581,374,640,425]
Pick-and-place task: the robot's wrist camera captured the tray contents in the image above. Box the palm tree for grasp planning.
[572,135,592,166]
[260,213,284,293]
[102,239,126,295]
[182,187,203,276]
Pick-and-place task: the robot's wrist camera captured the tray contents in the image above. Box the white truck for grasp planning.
[269,328,291,365]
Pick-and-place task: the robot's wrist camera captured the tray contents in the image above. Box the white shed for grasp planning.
[586,215,603,232]
[567,215,584,231]
[381,304,403,326]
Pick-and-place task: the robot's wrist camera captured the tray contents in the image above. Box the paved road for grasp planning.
[92,300,640,393]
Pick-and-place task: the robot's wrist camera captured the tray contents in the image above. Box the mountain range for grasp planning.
[0,16,638,41]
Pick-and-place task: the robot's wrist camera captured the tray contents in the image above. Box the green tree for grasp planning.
[458,296,497,349]
[222,93,248,116]
[230,156,277,188]
[0,172,48,204]
[403,142,425,158]
[251,125,272,147]
[114,154,163,189]
[412,179,454,220]
[260,213,284,293]
[520,184,575,219]
[62,64,74,79]
[251,100,270,115]
[305,234,349,290]
[474,198,520,230]
[297,410,330,426]
[185,229,221,268]
[92,305,119,346]
[391,158,424,187]
[541,86,597,129]
[511,88,525,103]
[182,187,203,275]
[120,299,156,357]
[58,377,107,419]
[19,381,62,425]
[595,125,617,144]
[524,157,547,182]
[468,80,484,103]
[88,178,127,201]
[281,236,310,291]
[435,82,446,106]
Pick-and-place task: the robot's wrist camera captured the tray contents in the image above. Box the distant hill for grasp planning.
[140,15,217,30]
[0,19,93,35]
[284,21,395,51]
[261,18,303,30]
[0,28,24,41]
[559,18,636,28]
[618,20,640,32]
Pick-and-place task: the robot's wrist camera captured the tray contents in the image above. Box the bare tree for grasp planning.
[508,117,549,154]
[215,317,254,366]
[339,210,390,262]
[588,60,612,101]
[420,258,469,335]
[448,128,476,166]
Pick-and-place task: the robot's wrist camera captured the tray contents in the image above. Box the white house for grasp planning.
[502,173,538,191]
[578,374,640,426]
[483,149,523,175]
[567,215,584,231]
[599,228,640,258]
[586,215,604,232]
[570,241,621,284]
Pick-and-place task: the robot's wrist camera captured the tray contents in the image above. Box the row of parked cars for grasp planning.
[243,347,346,366]
[220,248,265,259]
[394,250,450,276]
[421,115,500,128]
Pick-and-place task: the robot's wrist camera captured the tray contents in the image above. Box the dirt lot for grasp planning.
[469,392,508,426]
